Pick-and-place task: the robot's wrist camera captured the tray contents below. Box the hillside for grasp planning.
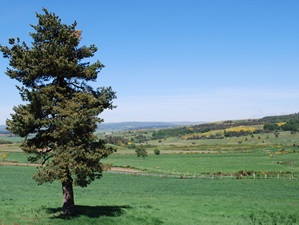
[148,113,299,140]
[0,125,9,134]
[96,113,299,132]
[96,121,202,132]
[1,113,298,134]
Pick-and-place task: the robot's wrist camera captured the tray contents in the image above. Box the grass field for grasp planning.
[1,130,299,224]
[103,152,299,177]
[2,147,299,177]
[0,166,298,225]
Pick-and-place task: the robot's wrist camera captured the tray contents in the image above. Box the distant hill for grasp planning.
[149,112,299,140]
[0,125,10,134]
[260,113,299,123]
[1,112,298,134]
[0,122,203,134]
[96,121,203,132]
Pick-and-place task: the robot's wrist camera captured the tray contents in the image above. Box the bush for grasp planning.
[135,145,148,159]
[154,149,160,155]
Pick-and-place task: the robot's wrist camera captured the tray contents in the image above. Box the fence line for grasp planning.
[107,170,297,180]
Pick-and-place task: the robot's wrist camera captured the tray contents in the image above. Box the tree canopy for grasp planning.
[0,8,116,214]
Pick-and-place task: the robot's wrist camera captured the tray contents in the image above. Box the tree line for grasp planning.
[151,113,299,140]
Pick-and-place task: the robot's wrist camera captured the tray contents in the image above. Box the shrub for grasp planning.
[154,149,160,155]
[135,145,148,159]
[1,153,7,161]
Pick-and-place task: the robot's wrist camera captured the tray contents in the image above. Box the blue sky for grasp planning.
[1,0,299,124]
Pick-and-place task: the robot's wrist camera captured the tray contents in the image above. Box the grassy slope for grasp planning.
[0,166,298,225]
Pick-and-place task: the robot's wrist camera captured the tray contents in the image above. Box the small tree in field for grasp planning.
[135,145,148,159]
[0,8,116,215]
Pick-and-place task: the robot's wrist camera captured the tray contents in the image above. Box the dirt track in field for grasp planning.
[109,167,140,173]
[0,161,141,173]
[0,162,39,167]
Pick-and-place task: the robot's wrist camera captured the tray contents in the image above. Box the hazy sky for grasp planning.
[1,0,299,124]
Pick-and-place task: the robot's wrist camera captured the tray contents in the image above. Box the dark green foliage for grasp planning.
[281,119,299,131]
[127,143,136,149]
[223,129,262,138]
[135,145,148,159]
[104,136,129,145]
[154,149,160,155]
[263,123,280,131]
[0,8,116,187]
[263,119,299,132]
[152,127,195,139]
[260,113,299,123]
[132,134,148,143]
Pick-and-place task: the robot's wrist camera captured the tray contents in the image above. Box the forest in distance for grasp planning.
[98,112,299,133]
[1,112,299,136]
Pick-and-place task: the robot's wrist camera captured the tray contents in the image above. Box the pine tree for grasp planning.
[0,8,116,215]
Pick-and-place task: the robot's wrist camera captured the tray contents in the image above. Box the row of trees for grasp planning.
[260,113,299,123]
[264,120,299,132]
[224,129,263,138]
[152,127,210,140]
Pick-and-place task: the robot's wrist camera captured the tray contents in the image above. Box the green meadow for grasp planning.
[0,166,298,225]
[103,152,299,177]
[1,129,299,224]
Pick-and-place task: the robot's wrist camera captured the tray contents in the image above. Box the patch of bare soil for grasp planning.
[108,167,141,173]
[0,162,39,167]
[0,162,141,173]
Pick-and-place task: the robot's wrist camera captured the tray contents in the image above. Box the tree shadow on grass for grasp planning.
[47,205,131,219]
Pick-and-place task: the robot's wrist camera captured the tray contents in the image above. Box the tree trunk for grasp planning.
[62,177,75,215]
